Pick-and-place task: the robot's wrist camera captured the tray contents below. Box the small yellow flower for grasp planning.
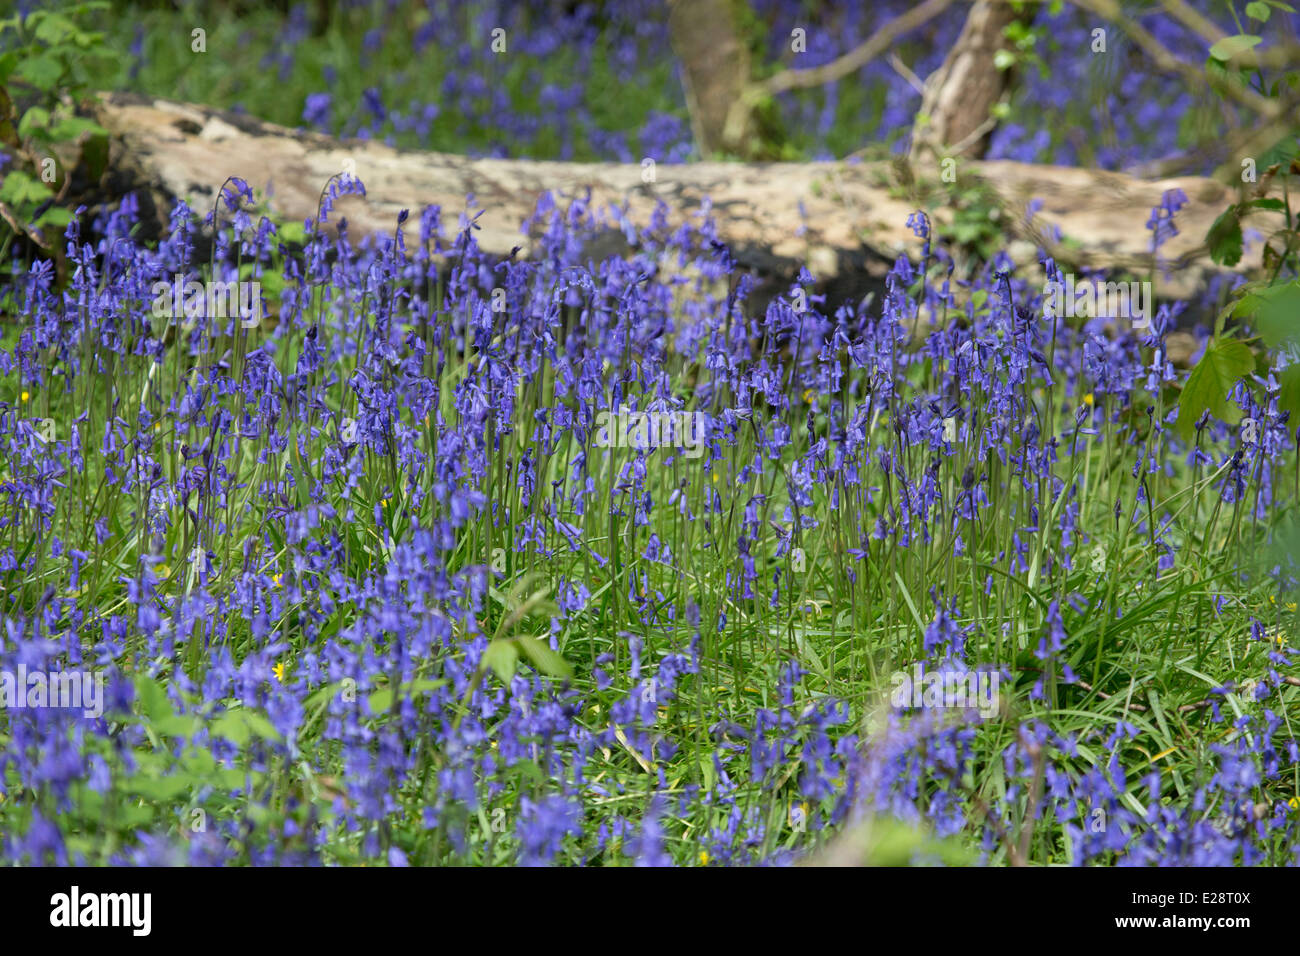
[272,661,285,683]
[802,388,814,404]
[698,850,710,865]
[20,391,29,403]
[272,573,282,588]
[1083,393,1094,407]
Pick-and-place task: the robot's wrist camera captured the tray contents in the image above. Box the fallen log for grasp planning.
[89,92,1275,302]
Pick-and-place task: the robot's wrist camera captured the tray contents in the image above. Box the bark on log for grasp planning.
[89,92,1276,301]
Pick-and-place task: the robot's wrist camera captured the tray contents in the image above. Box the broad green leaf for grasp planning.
[211,712,249,746]
[134,675,173,723]
[367,677,448,715]
[516,635,574,679]
[1279,362,1300,427]
[279,220,307,245]
[481,639,519,683]
[212,709,282,745]
[126,775,192,801]
[240,710,283,742]
[1255,134,1299,170]
[215,767,257,790]
[17,105,49,138]
[1246,1,1271,20]
[0,170,52,207]
[34,206,73,230]
[1253,280,1300,349]
[153,713,201,738]
[1206,208,1243,266]
[49,115,105,140]
[1243,197,1286,212]
[1209,35,1262,61]
[1178,338,1256,438]
[14,53,62,91]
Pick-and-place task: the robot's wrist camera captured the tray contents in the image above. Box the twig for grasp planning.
[764,0,956,95]
[1065,0,1278,119]
[887,52,927,95]
[722,0,957,146]
[947,113,1001,158]
[1159,0,1225,44]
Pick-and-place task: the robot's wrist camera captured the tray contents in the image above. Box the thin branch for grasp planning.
[722,0,957,148]
[1160,0,1299,69]
[888,52,927,95]
[947,112,1001,158]
[1159,0,1226,44]
[1066,0,1278,119]
[763,0,958,96]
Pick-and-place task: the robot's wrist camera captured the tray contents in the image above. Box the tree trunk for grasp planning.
[667,0,753,158]
[909,1,1025,164]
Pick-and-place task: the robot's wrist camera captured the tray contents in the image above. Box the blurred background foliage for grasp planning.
[10,0,1291,170]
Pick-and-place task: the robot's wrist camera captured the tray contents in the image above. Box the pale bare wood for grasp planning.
[90,93,1280,301]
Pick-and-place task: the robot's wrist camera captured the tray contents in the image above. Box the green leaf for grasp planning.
[213,708,283,745]
[17,105,50,138]
[14,53,63,91]
[1177,338,1256,439]
[1255,134,1299,170]
[1206,208,1243,266]
[278,220,307,245]
[1279,362,1300,426]
[0,169,52,207]
[33,13,76,45]
[367,677,448,715]
[1243,197,1286,211]
[126,774,192,801]
[516,635,574,679]
[134,675,174,723]
[49,115,105,141]
[1246,1,1272,20]
[481,639,519,683]
[153,713,202,738]
[1253,280,1300,350]
[34,206,72,230]
[211,711,251,746]
[1209,35,1262,61]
